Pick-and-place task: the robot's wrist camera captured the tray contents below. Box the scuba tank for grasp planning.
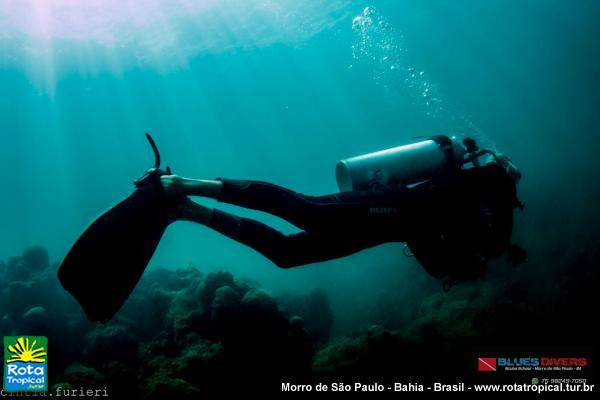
[336,135,467,192]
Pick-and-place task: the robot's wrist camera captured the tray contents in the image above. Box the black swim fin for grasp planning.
[58,134,177,323]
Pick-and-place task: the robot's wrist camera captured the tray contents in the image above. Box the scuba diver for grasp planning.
[58,134,527,322]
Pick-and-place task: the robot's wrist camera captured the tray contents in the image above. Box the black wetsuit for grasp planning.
[207,164,520,279]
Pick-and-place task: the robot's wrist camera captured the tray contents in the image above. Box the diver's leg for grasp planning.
[172,197,214,224]
[161,176,223,198]
[174,198,381,268]
[212,178,425,235]
[162,175,327,230]
[163,175,419,235]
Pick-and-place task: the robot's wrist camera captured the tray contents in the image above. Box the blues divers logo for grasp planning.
[3,336,48,392]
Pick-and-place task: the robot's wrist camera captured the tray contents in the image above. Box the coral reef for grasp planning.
[313,240,599,382]
[0,239,598,395]
[0,247,321,396]
[279,288,334,345]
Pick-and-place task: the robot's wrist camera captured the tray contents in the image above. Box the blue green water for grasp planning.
[1,0,600,333]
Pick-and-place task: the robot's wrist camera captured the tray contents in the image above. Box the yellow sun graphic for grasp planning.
[6,337,46,363]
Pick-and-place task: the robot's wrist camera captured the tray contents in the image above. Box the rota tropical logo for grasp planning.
[3,336,48,392]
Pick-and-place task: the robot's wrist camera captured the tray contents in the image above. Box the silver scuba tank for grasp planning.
[336,136,467,192]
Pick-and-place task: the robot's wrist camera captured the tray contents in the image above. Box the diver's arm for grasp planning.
[160,175,223,198]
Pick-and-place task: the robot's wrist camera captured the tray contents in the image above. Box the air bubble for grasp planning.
[363,6,375,16]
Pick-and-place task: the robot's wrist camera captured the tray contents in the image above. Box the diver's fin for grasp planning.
[58,186,173,322]
[58,134,175,323]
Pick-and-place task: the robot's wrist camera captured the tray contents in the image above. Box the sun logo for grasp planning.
[6,337,46,364]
